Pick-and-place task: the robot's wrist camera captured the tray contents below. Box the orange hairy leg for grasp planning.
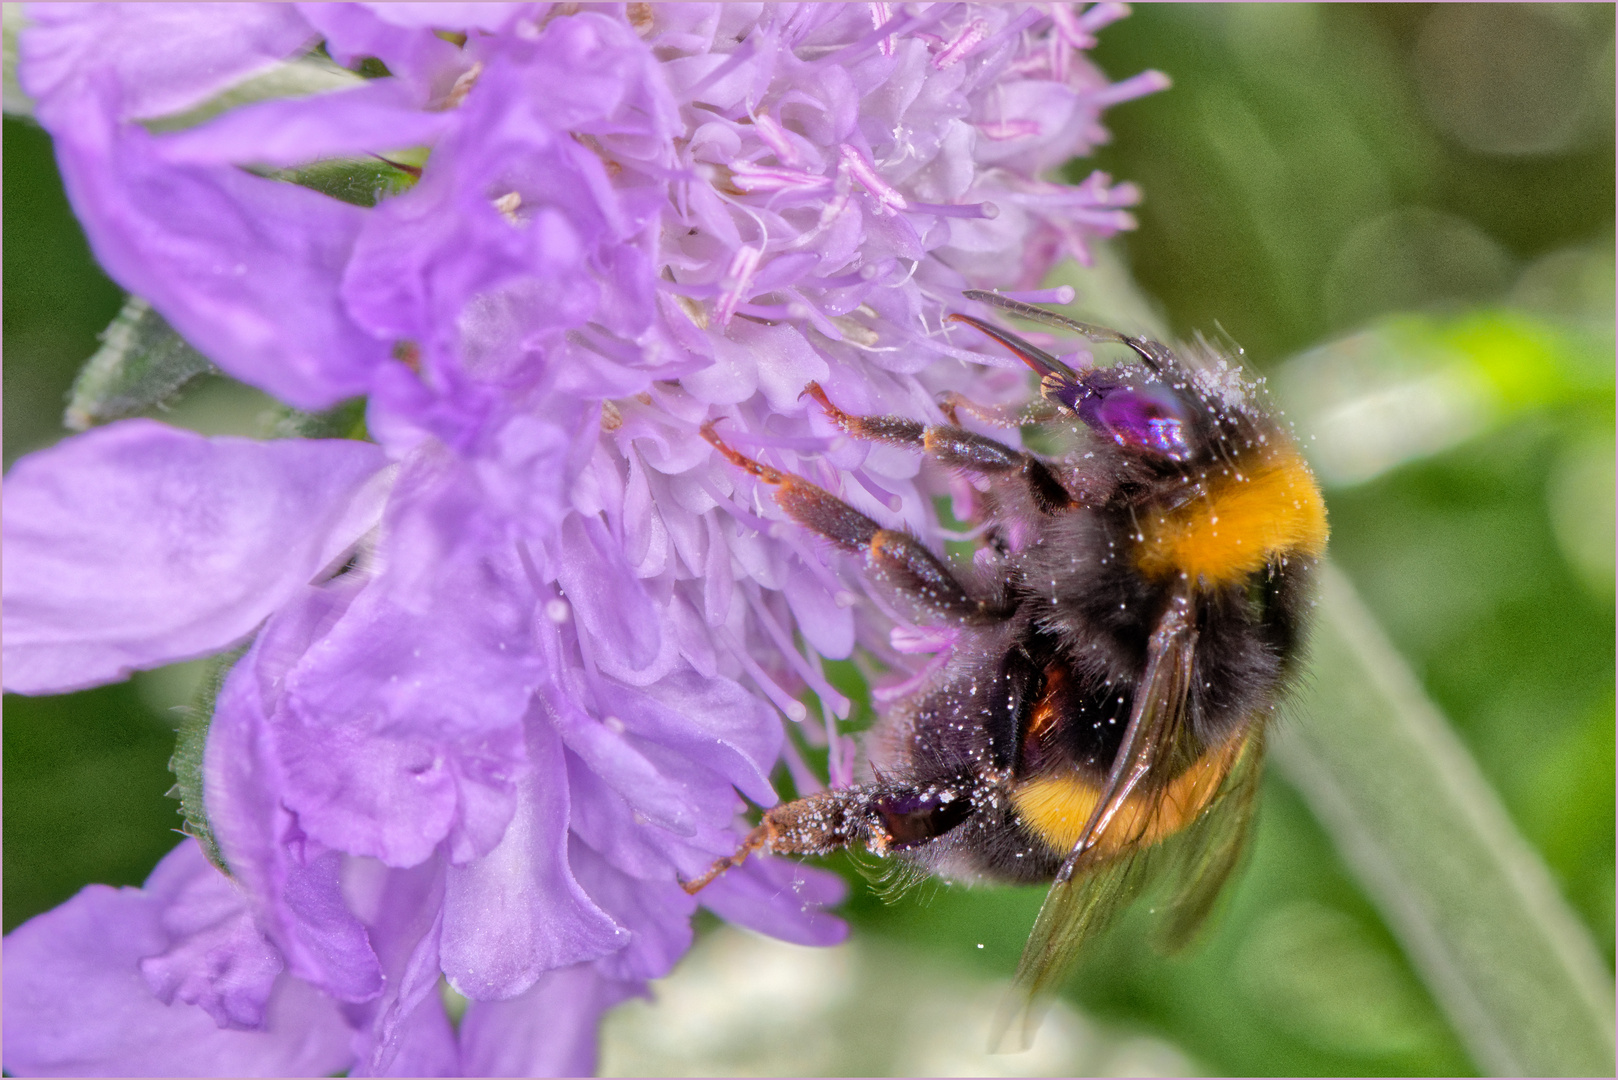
[802,383,1071,514]
[700,420,978,619]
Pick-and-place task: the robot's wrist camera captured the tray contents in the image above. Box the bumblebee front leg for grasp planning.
[938,391,1061,429]
[805,383,1070,514]
[702,421,979,621]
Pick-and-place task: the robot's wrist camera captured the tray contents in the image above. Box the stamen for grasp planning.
[839,145,908,212]
[978,119,1042,141]
[933,18,989,69]
[443,61,483,108]
[715,428,833,453]
[873,643,954,703]
[750,111,800,165]
[812,3,943,69]
[780,735,826,796]
[868,2,895,56]
[714,245,763,326]
[1049,4,1098,50]
[890,624,959,654]
[851,469,904,513]
[1089,69,1172,108]
[748,589,851,718]
[718,625,808,721]
[1078,2,1132,34]
[697,474,775,536]
[492,191,522,223]
[730,163,831,194]
[907,200,1000,219]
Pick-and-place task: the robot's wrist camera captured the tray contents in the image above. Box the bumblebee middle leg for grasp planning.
[805,383,1071,514]
[702,421,980,621]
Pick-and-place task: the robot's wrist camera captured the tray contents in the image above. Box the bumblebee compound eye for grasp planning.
[1071,377,1193,461]
[870,787,973,851]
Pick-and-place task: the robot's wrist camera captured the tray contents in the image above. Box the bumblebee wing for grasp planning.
[991,587,1199,1051]
[1056,586,1198,884]
[991,844,1157,1051]
[1153,722,1267,953]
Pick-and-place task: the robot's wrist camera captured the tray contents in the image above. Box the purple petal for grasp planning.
[155,78,456,168]
[18,4,316,126]
[342,860,460,1078]
[457,963,640,1079]
[473,403,589,543]
[553,514,660,672]
[363,3,530,32]
[45,87,391,409]
[271,526,537,867]
[542,681,698,837]
[440,707,628,1001]
[207,620,387,1004]
[567,838,695,982]
[135,847,285,1030]
[295,4,469,95]
[2,841,353,1078]
[783,563,855,659]
[2,421,389,694]
[601,670,783,808]
[698,856,851,948]
[274,695,525,870]
[563,754,690,882]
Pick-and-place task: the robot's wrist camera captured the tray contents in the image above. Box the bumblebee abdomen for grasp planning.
[1134,446,1327,587]
[1009,735,1247,859]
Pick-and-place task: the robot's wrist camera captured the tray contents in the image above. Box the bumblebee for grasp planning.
[686,291,1328,1043]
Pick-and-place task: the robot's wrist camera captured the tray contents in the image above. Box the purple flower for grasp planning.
[3,4,1162,1075]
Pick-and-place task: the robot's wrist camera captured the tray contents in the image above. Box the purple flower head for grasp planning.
[3,4,1163,1075]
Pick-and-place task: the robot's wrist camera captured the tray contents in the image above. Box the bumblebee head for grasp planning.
[1049,367,1194,462]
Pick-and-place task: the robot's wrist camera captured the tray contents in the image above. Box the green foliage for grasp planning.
[1279,567,1615,1075]
[166,648,247,877]
[63,295,217,430]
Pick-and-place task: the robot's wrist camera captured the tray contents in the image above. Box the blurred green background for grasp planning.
[4,4,1613,1077]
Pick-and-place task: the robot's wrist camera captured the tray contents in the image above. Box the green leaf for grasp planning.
[1276,308,1616,488]
[167,646,248,877]
[64,296,217,431]
[1272,564,1616,1076]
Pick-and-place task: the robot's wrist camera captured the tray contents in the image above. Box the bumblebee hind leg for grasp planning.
[805,382,1070,515]
[702,420,980,621]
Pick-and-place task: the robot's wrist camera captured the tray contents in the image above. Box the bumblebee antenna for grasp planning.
[959,289,1164,371]
[945,312,1078,380]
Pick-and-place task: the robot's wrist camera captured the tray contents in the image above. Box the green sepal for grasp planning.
[64,296,217,431]
[167,644,250,877]
[250,149,425,209]
[267,396,371,441]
